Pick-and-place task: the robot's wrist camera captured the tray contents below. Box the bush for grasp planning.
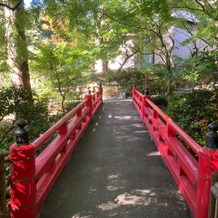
[101,69,144,93]
[166,89,218,145]
[151,96,168,107]
[0,87,50,151]
[143,64,170,95]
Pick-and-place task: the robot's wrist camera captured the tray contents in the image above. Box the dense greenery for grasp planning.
[166,89,218,145]
[0,87,50,152]
[0,86,81,152]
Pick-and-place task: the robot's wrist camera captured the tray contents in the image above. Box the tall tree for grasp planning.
[62,0,135,72]
[3,0,32,98]
[103,0,177,92]
[0,7,9,85]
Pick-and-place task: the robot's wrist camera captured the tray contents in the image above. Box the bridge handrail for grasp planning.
[132,88,198,213]
[132,87,218,218]
[33,100,87,151]
[146,98,201,155]
[8,86,103,218]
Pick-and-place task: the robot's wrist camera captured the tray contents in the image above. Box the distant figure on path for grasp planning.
[86,86,91,94]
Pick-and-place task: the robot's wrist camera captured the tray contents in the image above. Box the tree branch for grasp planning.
[204,0,213,9]
[117,50,138,73]
[0,0,23,11]
[194,0,206,11]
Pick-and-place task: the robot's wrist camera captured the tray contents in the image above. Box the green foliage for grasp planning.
[31,40,91,111]
[0,87,50,152]
[100,69,144,92]
[180,50,218,87]
[151,96,168,107]
[0,88,15,121]
[166,89,218,145]
[15,94,50,142]
[143,64,173,95]
[178,0,217,47]
[105,69,142,83]
[0,10,9,80]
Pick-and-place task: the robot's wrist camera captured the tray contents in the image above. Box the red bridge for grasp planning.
[3,85,218,218]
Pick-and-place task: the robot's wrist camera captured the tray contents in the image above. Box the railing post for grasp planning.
[132,85,137,104]
[141,88,150,121]
[76,107,82,130]
[85,93,92,118]
[98,83,103,101]
[196,122,218,218]
[144,87,149,96]
[10,119,36,218]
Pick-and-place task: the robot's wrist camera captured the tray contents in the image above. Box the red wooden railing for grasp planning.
[8,86,103,218]
[132,87,218,218]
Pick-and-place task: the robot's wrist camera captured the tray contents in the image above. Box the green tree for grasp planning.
[0,7,9,85]
[2,0,32,98]
[31,39,92,112]
[53,0,137,73]
[173,0,218,88]
[178,0,217,45]
[102,0,178,93]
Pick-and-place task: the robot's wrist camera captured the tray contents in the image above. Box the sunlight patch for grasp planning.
[108,114,113,118]
[134,189,156,196]
[106,185,119,191]
[134,130,149,134]
[72,212,92,218]
[106,185,125,191]
[115,192,151,206]
[98,189,156,212]
[147,151,160,156]
[89,186,97,193]
[106,174,125,191]
[107,174,121,180]
[115,116,132,120]
[132,124,144,128]
[98,201,120,211]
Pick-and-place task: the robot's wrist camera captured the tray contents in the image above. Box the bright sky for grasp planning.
[24,0,32,8]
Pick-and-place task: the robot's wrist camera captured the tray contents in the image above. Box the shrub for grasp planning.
[151,96,168,107]
[166,89,218,145]
[0,87,50,151]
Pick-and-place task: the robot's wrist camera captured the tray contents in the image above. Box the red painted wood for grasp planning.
[10,144,36,218]
[9,86,103,218]
[132,88,218,218]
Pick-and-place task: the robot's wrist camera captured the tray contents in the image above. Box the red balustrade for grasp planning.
[132,87,218,218]
[9,86,103,218]
[8,85,217,218]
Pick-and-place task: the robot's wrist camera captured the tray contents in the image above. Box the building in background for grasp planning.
[95,10,208,74]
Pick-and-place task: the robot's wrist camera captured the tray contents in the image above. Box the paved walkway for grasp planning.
[38,99,192,218]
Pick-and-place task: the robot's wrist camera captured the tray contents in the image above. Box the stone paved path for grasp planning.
[38,99,192,218]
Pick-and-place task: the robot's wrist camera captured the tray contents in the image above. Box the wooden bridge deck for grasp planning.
[38,99,191,218]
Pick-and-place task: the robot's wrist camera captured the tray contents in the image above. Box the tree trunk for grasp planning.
[166,55,174,94]
[4,0,32,99]
[102,60,108,72]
